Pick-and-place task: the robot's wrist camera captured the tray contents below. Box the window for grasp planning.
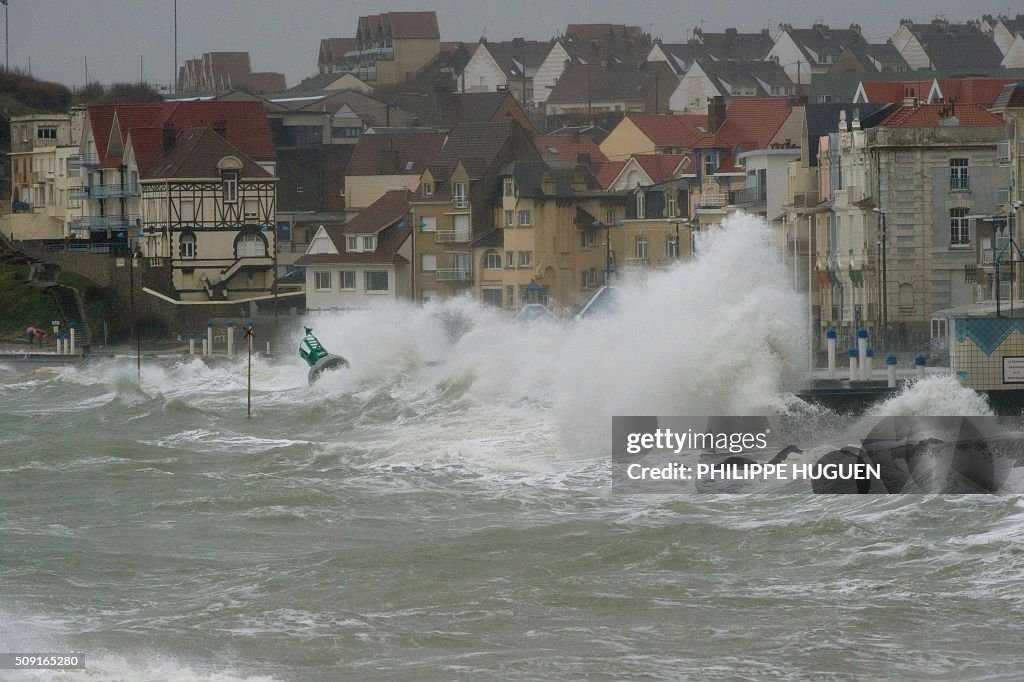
[667,234,679,260]
[635,234,648,260]
[703,153,717,177]
[237,232,265,257]
[421,254,437,271]
[506,251,514,267]
[314,271,332,290]
[950,158,969,190]
[420,216,437,232]
[179,199,195,223]
[362,235,376,251]
[485,251,502,269]
[421,181,434,196]
[518,210,532,226]
[453,182,468,208]
[422,289,438,303]
[483,288,503,307]
[180,234,196,259]
[37,127,57,140]
[605,209,615,225]
[581,268,598,289]
[950,208,970,245]
[899,283,914,311]
[347,235,358,251]
[580,230,596,248]
[636,191,645,219]
[340,271,355,290]
[222,171,238,203]
[505,210,515,227]
[667,193,678,218]
[365,271,389,291]
[518,251,532,267]
[243,199,258,221]
[503,177,515,197]
[506,285,515,308]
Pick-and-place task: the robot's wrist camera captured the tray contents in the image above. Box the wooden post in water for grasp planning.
[246,322,254,418]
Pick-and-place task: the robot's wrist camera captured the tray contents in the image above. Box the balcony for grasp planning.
[69,152,99,169]
[434,230,472,243]
[452,196,469,209]
[31,170,54,184]
[624,257,650,267]
[69,214,141,232]
[68,183,140,200]
[695,192,728,210]
[729,186,767,207]
[435,268,472,282]
[997,140,1010,163]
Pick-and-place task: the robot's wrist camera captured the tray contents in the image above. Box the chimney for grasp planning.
[851,108,861,130]
[725,28,738,40]
[381,147,400,174]
[162,122,175,153]
[577,151,592,165]
[708,95,727,134]
[839,109,848,132]
[212,119,228,139]
[570,170,587,192]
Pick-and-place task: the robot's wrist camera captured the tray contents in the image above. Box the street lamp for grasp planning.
[871,207,888,348]
[593,218,623,285]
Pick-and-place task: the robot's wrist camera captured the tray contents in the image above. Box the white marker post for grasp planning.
[848,348,858,382]
[886,354,897,388]
[206,321,214,357]
[826,329,836,378]
[189,332,196,356]
[226,321,235,357]
[69,323,76,355]
[915,354,926,380]
[856,329,868,380]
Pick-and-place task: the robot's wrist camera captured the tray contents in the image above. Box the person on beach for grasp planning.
[25,325,37,346]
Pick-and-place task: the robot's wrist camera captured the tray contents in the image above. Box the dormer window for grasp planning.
[346,235,358,251]
[422,181,433,197]
[222,171,238,204]
[504,177,516,197]
[453,182,468,209]
[362,235,376,251]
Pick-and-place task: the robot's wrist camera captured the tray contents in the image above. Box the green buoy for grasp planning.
[299,327,348,384]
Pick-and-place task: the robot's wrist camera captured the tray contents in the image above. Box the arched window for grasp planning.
[626,170,642,188]
[236,232,266,258]
[899,283,914,311]
[180,233,196,259]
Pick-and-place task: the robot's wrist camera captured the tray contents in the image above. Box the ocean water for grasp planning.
[1,216,1022,681]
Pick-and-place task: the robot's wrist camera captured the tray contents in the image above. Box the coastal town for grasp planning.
[1,11,1024,358]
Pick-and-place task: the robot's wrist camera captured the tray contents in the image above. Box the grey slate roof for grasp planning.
[804,103,896,165]
[498,160,603,197]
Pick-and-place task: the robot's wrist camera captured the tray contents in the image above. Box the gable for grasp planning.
[306,225,339,256]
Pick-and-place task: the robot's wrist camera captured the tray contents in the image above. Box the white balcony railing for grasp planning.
[434,230,471,243]
[435,268,472,282]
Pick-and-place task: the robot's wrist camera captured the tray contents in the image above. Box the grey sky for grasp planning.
[6,1,1021,89]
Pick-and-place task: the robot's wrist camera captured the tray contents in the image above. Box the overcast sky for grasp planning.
[7,1,1022,89]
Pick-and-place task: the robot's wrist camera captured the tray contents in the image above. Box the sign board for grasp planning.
[1003,356,1024,383]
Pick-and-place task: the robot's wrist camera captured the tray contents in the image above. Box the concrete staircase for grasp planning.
[50,284,91,350]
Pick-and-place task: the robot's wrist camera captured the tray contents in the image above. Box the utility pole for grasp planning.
[174,0,178,93]
[2,0,8,70]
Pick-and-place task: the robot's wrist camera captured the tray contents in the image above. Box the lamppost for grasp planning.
[592,218,623,285]
[872,207,888,348]
[2,0,8,69]
[261,225,280,346]
[670,218,692,261]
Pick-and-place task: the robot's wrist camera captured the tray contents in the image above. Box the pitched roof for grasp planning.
[154,101,276,161]
[534,134,608,163]
[879,102,1006,127]
[594,160,626,189]
[499,160,603,197]
[652,42,707,72]
[992,83,1024,113]
[546,61,668,105]
[430,122,517,180]
[623,113,709,148]
[781,24,863,63]
[860,81,915,103]
[141,127,271,180]
[565,24,643,42]
[297,190,412,266]
[695,28,774,60]
[697,58,793,95]
[937,78,1022,106]
[437,92,513,125]
[360,11,439,40]
[917,32,1004,70]
[346,131,445,176]
[319,37,358,66]
[480,39,552,77]
[630,154,690,183]
[693,98,793,151]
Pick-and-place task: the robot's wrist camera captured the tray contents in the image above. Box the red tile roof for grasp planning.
[879,102,1006,127]
[594,160,626,189]
[937,78,1022,106]
[86,101,276,170]
[624,113,709,148]
[860,81,914,103]
[693,98,792,151]
[632,154,691,182]
[141,127,271,180]
[534,134,608,163]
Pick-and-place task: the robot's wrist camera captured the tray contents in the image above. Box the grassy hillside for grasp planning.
[0,263,121,344]
[0,263,62,342]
